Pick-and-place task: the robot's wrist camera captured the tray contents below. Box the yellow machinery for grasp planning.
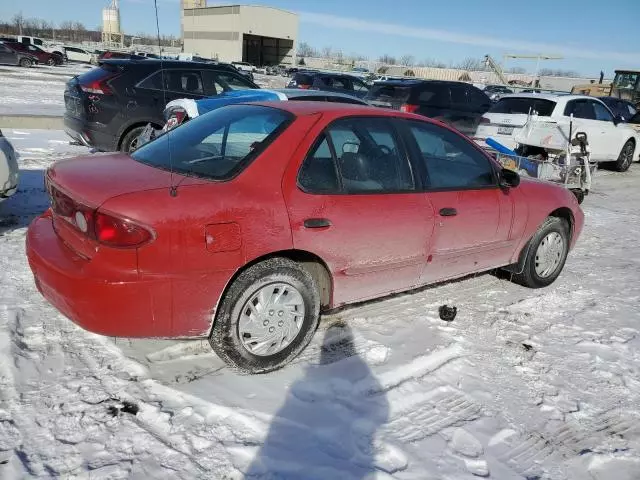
[571,70,640,106]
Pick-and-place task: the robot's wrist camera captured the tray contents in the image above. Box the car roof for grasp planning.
[599,96,633,103]
[372,79,470,87]
[498,93,584,102]
[100,59,236,70]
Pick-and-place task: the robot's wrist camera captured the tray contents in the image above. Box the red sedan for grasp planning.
[26,102,584,373]
[3,41,62,66]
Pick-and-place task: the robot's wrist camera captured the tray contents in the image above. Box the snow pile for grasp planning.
[0,129,639,479]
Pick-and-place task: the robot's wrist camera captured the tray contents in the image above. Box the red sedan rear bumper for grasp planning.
[26,214,230,338]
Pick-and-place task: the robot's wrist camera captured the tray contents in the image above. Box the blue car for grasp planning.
[137,88,368,147]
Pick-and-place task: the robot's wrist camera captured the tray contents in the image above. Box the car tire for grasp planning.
[209,258,321,374]
[511,216,570,289]
[19,58,32,68]
[46,58,56,66]
[613,140,635,172]
[120,126,146,153]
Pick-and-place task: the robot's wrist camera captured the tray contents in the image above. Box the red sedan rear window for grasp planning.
[131,104,292,181]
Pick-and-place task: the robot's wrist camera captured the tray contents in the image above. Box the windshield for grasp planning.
[613,72,640,91]
[489,97,556,116]
[131,105,292,181]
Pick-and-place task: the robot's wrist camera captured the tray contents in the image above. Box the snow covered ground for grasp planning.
[0,64,92,116]
[1,129,639,479]
[0,64,286,117]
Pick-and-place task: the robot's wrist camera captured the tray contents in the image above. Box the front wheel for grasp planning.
[19,58,32,68]
[511,217,570,288]
[209,258,320,373]
[613,140,635,172]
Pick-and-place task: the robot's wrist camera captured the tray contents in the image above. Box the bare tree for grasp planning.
[297,42,316,58]
[506,66,526,74]
[24,18,40,36]
[378,54,396,65]
[321,46,333,58]
[539,68,578,78]
[349,52,366,62]
[399,54,415,66]
[12,12,25,35]
[419,58,447,68]
[334,49,344,63]
[59,20,74,41]
[456,57,484,71]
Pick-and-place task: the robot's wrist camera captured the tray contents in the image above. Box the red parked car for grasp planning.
[3,41,63,66]
[26,102,584,373]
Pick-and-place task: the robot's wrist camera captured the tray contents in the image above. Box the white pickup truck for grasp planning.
[14,36,66,61]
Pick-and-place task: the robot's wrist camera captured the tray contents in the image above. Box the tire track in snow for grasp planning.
[498,409,640,477]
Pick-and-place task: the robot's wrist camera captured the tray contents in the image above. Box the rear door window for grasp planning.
[365,85,412,105]
[564,100,596,120]
[290,73,314,87]
[326,117,414,193]
[418,84,449,107]
[138,70,204,95]
[323,76,349,90]
[298,136,341,193]
[449,85,468,107]
[467,87,491,111]
[592,101,614,122]
[489,97,556,116]
[202,70,255,95]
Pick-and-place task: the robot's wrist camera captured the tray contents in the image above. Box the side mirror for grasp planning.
[499,168,520,189]
[613,115,624,125]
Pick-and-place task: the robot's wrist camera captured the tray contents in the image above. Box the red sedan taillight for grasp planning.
[48,180,153,248]
[93,212,153,248]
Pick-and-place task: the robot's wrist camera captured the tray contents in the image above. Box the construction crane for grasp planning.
[484,54,564,87]
[483,55,509,85]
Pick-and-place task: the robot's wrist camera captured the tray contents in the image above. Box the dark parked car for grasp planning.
[63,59,259,152]
[0,42,38,67]
[365,80,492,136]
[2,41,62,66]
[287,72,370,98]
[599,96,637,121]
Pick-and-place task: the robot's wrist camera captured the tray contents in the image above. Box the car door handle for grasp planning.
[303,218,332,229]
[439,208,457,217]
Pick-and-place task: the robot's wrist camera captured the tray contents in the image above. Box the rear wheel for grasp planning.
[120,126,146,153]
[46,58,56,66]
[613,140,635,172]
[19,58,32,68]
[511,217,570,288]
[209,258,321,373]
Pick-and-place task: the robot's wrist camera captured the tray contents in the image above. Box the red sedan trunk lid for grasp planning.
[47,153,200,207]
[46,153,203,260]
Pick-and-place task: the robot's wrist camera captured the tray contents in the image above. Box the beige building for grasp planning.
[181,4,298,66]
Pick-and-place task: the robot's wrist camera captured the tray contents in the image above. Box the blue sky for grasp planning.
[1,0,639,76]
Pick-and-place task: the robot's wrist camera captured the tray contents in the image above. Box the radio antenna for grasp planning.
[153,0,177,197]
